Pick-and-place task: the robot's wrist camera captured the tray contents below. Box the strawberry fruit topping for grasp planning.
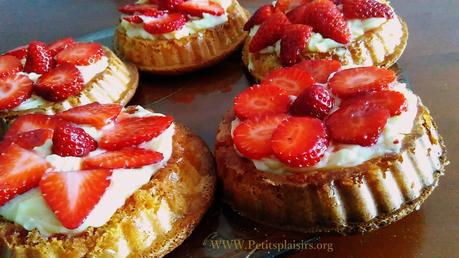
[123,15,144,23]
[23,41,55,74]
[52,122,97,157]
[275,0,309,12]
[0,129,53,153]
[342,0,394,19]
[244,4,275,31]
[0,74,33,110]
[118,4,161,16]
[261,67,315,96]
[56,103,123,129]
[5,114,63,138]
[4,45,28,60]
[280,24,313,67]
[48,37,76,57]
[290,84,334,119]
[249,11,291,53]
[56,42,104,66]
[178,0,224,17]
[143,12,187,34]
[34,64,84,101]
[292,59,341,83]
[341,90,407,116]
[160,0,185,11]
[82,147,164,170]
[0,55,22,79]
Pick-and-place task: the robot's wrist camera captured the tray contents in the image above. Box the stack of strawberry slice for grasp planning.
[245,0,394,66]
[118,0,225,35]
[233,60,407,168]
[0,103,174,229]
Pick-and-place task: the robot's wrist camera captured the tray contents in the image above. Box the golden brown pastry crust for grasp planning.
[0,122,216,257]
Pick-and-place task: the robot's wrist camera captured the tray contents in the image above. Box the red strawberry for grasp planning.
[0,74,33,110]
[56,103,123,129]
[160,0,184,11]
[23,41,55,74]
[34,64,84,101]
[118,4,161,16]
[325,101,390,146]
[39,169,112,229]
[4,45,28,60]
[123,15,144,23]
[234,84,290,120]
[0,144,52,206]
[48,37,76,57]
[233,114,289,159]
[143,13,187,34]
[342,0,394,19]
[178,1,224,17]
[261,67,314,96]
[5,114,63,138]
[280,24,312,67]
[0,129,53,153]
[52,123,97,157]
[100,115,174,150]
[244,4,275,31]
[286,4,308,24]
[82,147,164,170]
[275,0,309,12]
[341,90,407,116]
[290,84,334,119]
[249,11,290,53]
[292,59,341,83]
[56,42,104,66]
[328,66,396,97]
[0,55,22,79]
[271,117,329,167]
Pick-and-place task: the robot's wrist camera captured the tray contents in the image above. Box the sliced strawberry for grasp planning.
[341,90,407,116]
[39,169,112,229]
[56,103,122,129]
[286,4,308,24]
[5,114,63,138]
[290,84,334,119]
[4,45,28,60]
[123,15,144,23]
[52,123,97,157]
[275,0,309,12]
[0,74,33,110]
[249,11,290,53]
[342,0,394,19]
[234,84,290,120]
[23,41,55,74]
[328,66,396,97]
[34,64,84,101]
[0,55,22,79]
[244,4,275,31]
[100,115,174,150]
[233,114,289,159]
[143,12,187,34]
[118,4,161,16]
[261,67,314,96]
[271,117,329,167]
[292,59,341,83]
[0,144,52,206]
[326,101,390,146]
[280,24,312,67]
[0,129,53,153]
[56,42,104,66]
[178,0,224,17]
[82,147,164,170]
[160,0,184,11]
[48,37,76,57]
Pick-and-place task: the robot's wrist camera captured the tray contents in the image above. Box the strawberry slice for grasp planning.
[0,55,22,79]
[328,66,396,97]
[34,64,84,101]
[249,11,290,53]
[290,84,334,119]
[160,0,184,11]
[52,122,97,157]
[325,101,390,146]
[341,90,407,116]
[261,67,315,96]
[118,4,161,16]
[244,4,275,31]
[39,169,112,229]
[280,24,312,67]
[48,37,76,57]
[342,0,394,19]
[56,42,104,66]
[56,103,123,129]
[4,45,28,60]
[0,129,53,153]
[292,59,341,83]
[234,84,290,120]
[23,41,55,74]
[143,12,187,34]
[123,15,144,23]
[5,114,63,138]
[233,114,289,159]
[100,115,174,150]
[275,0,309,12]
[271,117,329,168]
[178,0,224,17]
[286,4,308,24]
[0,144,52,206]
[0,74,33,110]
[82,147,164,170]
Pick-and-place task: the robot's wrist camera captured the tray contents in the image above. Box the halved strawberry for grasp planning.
[292,59,341,83]
[275,0,309,12]
[5,114,63,138]
[290,84,334,119]
[178,0,224,17]
[4,45,28,60]
[342,0,394,19]
[328,66,396,97]
[0,129,53,153]
[39,169,112,229]
[143,12,187,34]
[0,74,33,110]
[159,0,184,11]
[52,123,97,157]
[234,84,290,120]
[56,103,123,129]
[123,15,144,23]
[325,101,390,146]
[249,11,290,53]
[23,41,55,74]
[82,147,164,170]
[99,115,174,150]
[48,37,76,57]
[244,4,275,31]
[280,24,312,67]
[118,4,161,16]
[0,144,52,206]
[341,90,407,116]
[271,117,329,168]
[34,64,84,101]
[233,114,289,159]
[56,42,104,66]
[261,67,315,96]
[0,55,22,79]
[286,4,308,24]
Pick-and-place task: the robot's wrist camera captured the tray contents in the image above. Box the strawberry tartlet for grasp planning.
[0,38,139,122]
[215,62,447,233]
[114,0,249,74]
[0,103,215,257]
[242,0,408,80]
